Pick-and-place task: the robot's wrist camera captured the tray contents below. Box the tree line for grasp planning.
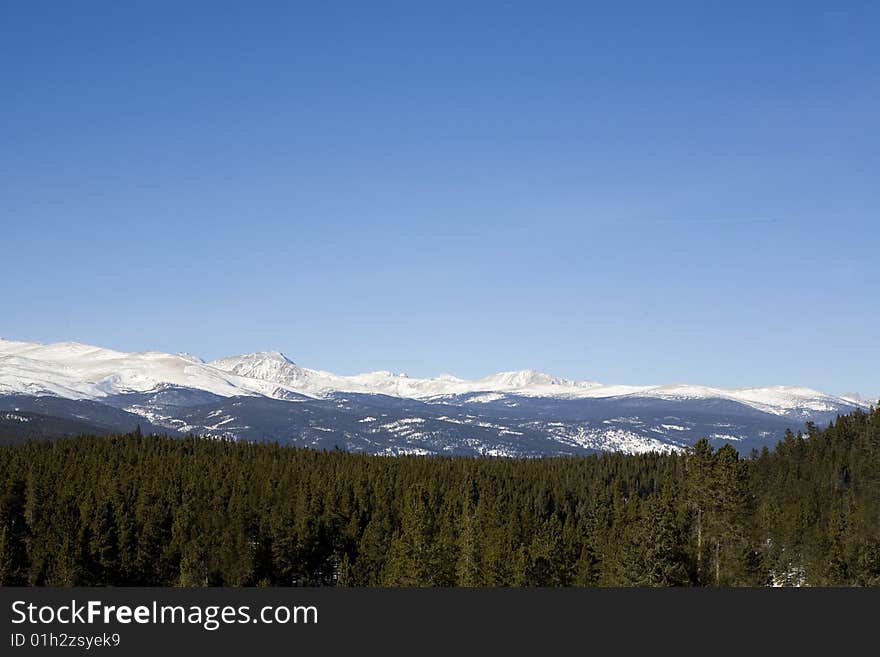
[0,407,878,586]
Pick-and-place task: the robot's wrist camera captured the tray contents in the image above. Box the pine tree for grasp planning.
[384,484,453,586]
[455,499,482,586]
[684,438,714,583]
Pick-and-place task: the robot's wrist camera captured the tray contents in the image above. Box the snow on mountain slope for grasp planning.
[840,392,879,407]
[602,384,852,417]
[206,353,602,399]
[0,338,275,400]
[210,352,316,390]
[0,338,869,418]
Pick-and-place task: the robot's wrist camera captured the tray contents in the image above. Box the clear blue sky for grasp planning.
[1,1,877,395]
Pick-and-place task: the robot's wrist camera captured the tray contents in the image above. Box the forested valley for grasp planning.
[1,407,878,587]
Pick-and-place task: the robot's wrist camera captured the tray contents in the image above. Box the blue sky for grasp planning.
[1,2,877,395]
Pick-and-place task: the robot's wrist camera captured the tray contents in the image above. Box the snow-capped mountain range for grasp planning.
[0,337,873,456]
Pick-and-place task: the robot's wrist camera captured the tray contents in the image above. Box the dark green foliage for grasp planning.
[0,406,878,586]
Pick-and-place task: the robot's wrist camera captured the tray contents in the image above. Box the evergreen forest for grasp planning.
[1,407,878,587]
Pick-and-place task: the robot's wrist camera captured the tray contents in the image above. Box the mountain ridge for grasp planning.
[0,337,872,456]
[1,337,865,410]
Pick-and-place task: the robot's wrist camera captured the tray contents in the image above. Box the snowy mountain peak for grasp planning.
[481,369,577,388]
[207,351,314,392]
[222,350,295,365]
